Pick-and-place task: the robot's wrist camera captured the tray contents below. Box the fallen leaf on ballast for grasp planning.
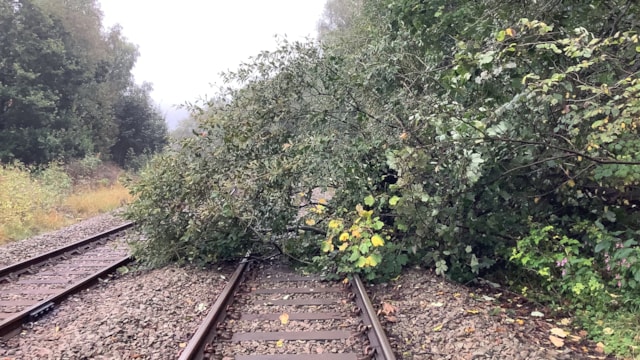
[549,335,565,348]
[381,302,397,315]
[550,328,568,338]
[277,339,284,347]
[179,343,187,348]
[279,313,289,325]
[531,311,544,317]
[430,302,444,307]
[515,319,525,326]
[433,324,443,332]
[465,309,479,314]
[569,335,582,342]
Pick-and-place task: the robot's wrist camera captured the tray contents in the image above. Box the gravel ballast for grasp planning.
[0,212,129,268]
[0,265,229,359]
[369,269,611,360]
[0,213,230,359]
[0,213,615,359]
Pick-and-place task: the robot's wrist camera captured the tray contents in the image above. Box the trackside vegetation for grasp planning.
[126,1,640,356]
[0,158,132,243]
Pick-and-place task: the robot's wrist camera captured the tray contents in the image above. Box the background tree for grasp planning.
[0,0,166,165]
[111,82,167,168]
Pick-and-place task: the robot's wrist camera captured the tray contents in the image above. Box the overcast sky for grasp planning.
[99,1,327,129]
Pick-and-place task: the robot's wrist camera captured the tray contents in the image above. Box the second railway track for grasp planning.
[0,222,134,339]
[179,258,396,360]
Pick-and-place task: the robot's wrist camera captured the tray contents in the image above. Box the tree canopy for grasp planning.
[0,0,167,166]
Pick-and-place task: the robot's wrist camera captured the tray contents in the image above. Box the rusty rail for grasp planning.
[352,274,396,360]
[178,256,249,360]
[0,222,134,339]
[0,221,134,279]
[179,261,396,360]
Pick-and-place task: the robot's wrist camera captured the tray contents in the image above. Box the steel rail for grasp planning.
[179,260,396,360]
[0,255,131,339]
[0,222,135,339]
[352,274,397,360]
[178,256,250,360]
[0,221,134,279]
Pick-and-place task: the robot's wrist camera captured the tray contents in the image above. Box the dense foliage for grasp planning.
[0,0,167,166]
[128,0,640,354]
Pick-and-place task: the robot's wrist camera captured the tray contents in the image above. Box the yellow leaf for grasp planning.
[549,335,565,348]
[321,239,334,253]
[342,278,349,284]
[453,293,461,298]
[351,228,362,238]
[505,27,516,37]
[400,132,408,140]
[550,328,568,338]
[179,342,187,348]
[433,324,443,332]
[603,327,614,335]
[318,198,327,205]
[279,313,289,325]
[339,232,349,242]
[534,197,540,204]
[559,318,571,326]
[466,309,479,314]
[338,243,348,251]
[567,179,576,188]
[464,327,475,334]
[516,319,525,326]
[364,255,378,267]
[276,339,284,347]
[371,234,384,247]
[305,218,316,226]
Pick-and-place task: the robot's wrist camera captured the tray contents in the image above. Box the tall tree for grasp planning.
[0,0,164,165]
[111,82,167,168]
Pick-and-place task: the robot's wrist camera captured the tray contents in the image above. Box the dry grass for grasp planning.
[0,161,133,244]
[64,183,132,217]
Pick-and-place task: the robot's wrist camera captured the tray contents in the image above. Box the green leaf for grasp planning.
[389,196,401,206]
[364,195,375,207]
[372,220,384,230]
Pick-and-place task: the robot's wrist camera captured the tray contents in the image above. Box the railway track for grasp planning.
[179,259,396,360]
[0,222,134,339]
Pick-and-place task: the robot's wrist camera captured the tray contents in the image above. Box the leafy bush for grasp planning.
[0,162,70,241]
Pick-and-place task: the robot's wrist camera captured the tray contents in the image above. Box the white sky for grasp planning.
[99,0,327,128]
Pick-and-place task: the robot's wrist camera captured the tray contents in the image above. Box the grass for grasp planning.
[0,159,133,245]
[64,183,132,217]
